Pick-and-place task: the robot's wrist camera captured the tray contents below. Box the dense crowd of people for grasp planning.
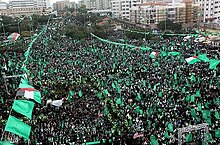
[0,21,220,145]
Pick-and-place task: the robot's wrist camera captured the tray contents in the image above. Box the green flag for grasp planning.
[12,100,34,119]
[158,91,162,97]
[168,52,180,56]
[0,141,13,145]
[136,93,141,101]
[86,141,101,145]
[116,98,122,105]
[5,116,31,139]
[197,103,202,111]
[209,59,220,70]
[20,77,28,85]
[167,123,173,132]
[215,129,220,138]
[33,91,41,104]
[112,83,116,89]
[67,90,74,102]
[78,90,82,97]
[198,54,209,62]
[196,90,201,97]
[97,92,102,99]
[215,111,220,119]
[186,133,192,142]
[19,83,34,88]
[164,130,169,138]
[190,95,195,102]
[150,135,159,145]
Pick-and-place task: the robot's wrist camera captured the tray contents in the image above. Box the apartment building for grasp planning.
[0,1,8,9]
[95,0,110,10]
[0,7,52,17]
[78,0,96,10]
[130,0,199,25]
[111,0,141,20]
[9,0,49,9]
[199,0,220,23]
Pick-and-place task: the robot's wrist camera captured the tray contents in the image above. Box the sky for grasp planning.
[1,0,79,5]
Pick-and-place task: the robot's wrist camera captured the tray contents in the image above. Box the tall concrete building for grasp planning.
[111,0,141,20]
[199,0,220,23]
[129,0,199,26]
[0,1,8,9]
[78,0,96,10]
[95,0,110,10]
[9,0,48,8]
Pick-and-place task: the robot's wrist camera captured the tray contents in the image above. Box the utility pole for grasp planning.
[165,9,167,32]
[2,73,24,95]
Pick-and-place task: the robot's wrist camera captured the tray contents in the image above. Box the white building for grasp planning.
[0,1,8,9]
[199,0,220,23]
[95,0,110,10]
[9,0,35,8]
[78,0,96,10]
[130,0,199,26]
[111,0,141,20]
[9,0,48,9]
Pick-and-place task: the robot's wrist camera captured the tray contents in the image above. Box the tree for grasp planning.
[157,19,182,32]
[20,19,32,31]
[78,5,87,15]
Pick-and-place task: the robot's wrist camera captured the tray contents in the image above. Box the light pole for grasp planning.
[0,22,5,36]
[164,9,167,32]
[2,23,5,36]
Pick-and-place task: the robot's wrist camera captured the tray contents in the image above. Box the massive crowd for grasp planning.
[0,22,220,145]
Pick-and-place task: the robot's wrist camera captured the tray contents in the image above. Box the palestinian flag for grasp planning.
[150,52,159,58]
[8,33,20,42]
[16,89,41,104]
[185,56,201,64]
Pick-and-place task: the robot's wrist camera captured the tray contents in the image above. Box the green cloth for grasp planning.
[186,133,192,142]
[78,90,82,97]
[20,77,29,85]
[86,141,101,145]
[215,129,220,138]
[150,135,159,145]
[215,111,220,119]
[136,93,141,101]
[198,54,209,62]
[209,59,220,70]
[19,83,34,89]
[168,52,181,56]
[158,92,162,97]
[195,90,201,97]
[33,91,41,104]
[167,123,173,132]
[116,98,122,105]
[12,100,34,119]
[190,95,195,102]
[0,141,13,145]
[5,115,31,139]
[197,103,202,111]
[164,131,169,138]
[67,90,74,102]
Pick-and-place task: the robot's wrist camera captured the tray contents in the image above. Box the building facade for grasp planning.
[111,0,141,20]
[53,0,77,11]
[130,0,199,25]
[78,0,96,10]
[9,0,49,9]
[95,0,110,10]
[0,7,52,17]
[199,0,220,23]
[0,1,8,9]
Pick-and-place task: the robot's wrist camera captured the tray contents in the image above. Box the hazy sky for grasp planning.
[1,0,79,5]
